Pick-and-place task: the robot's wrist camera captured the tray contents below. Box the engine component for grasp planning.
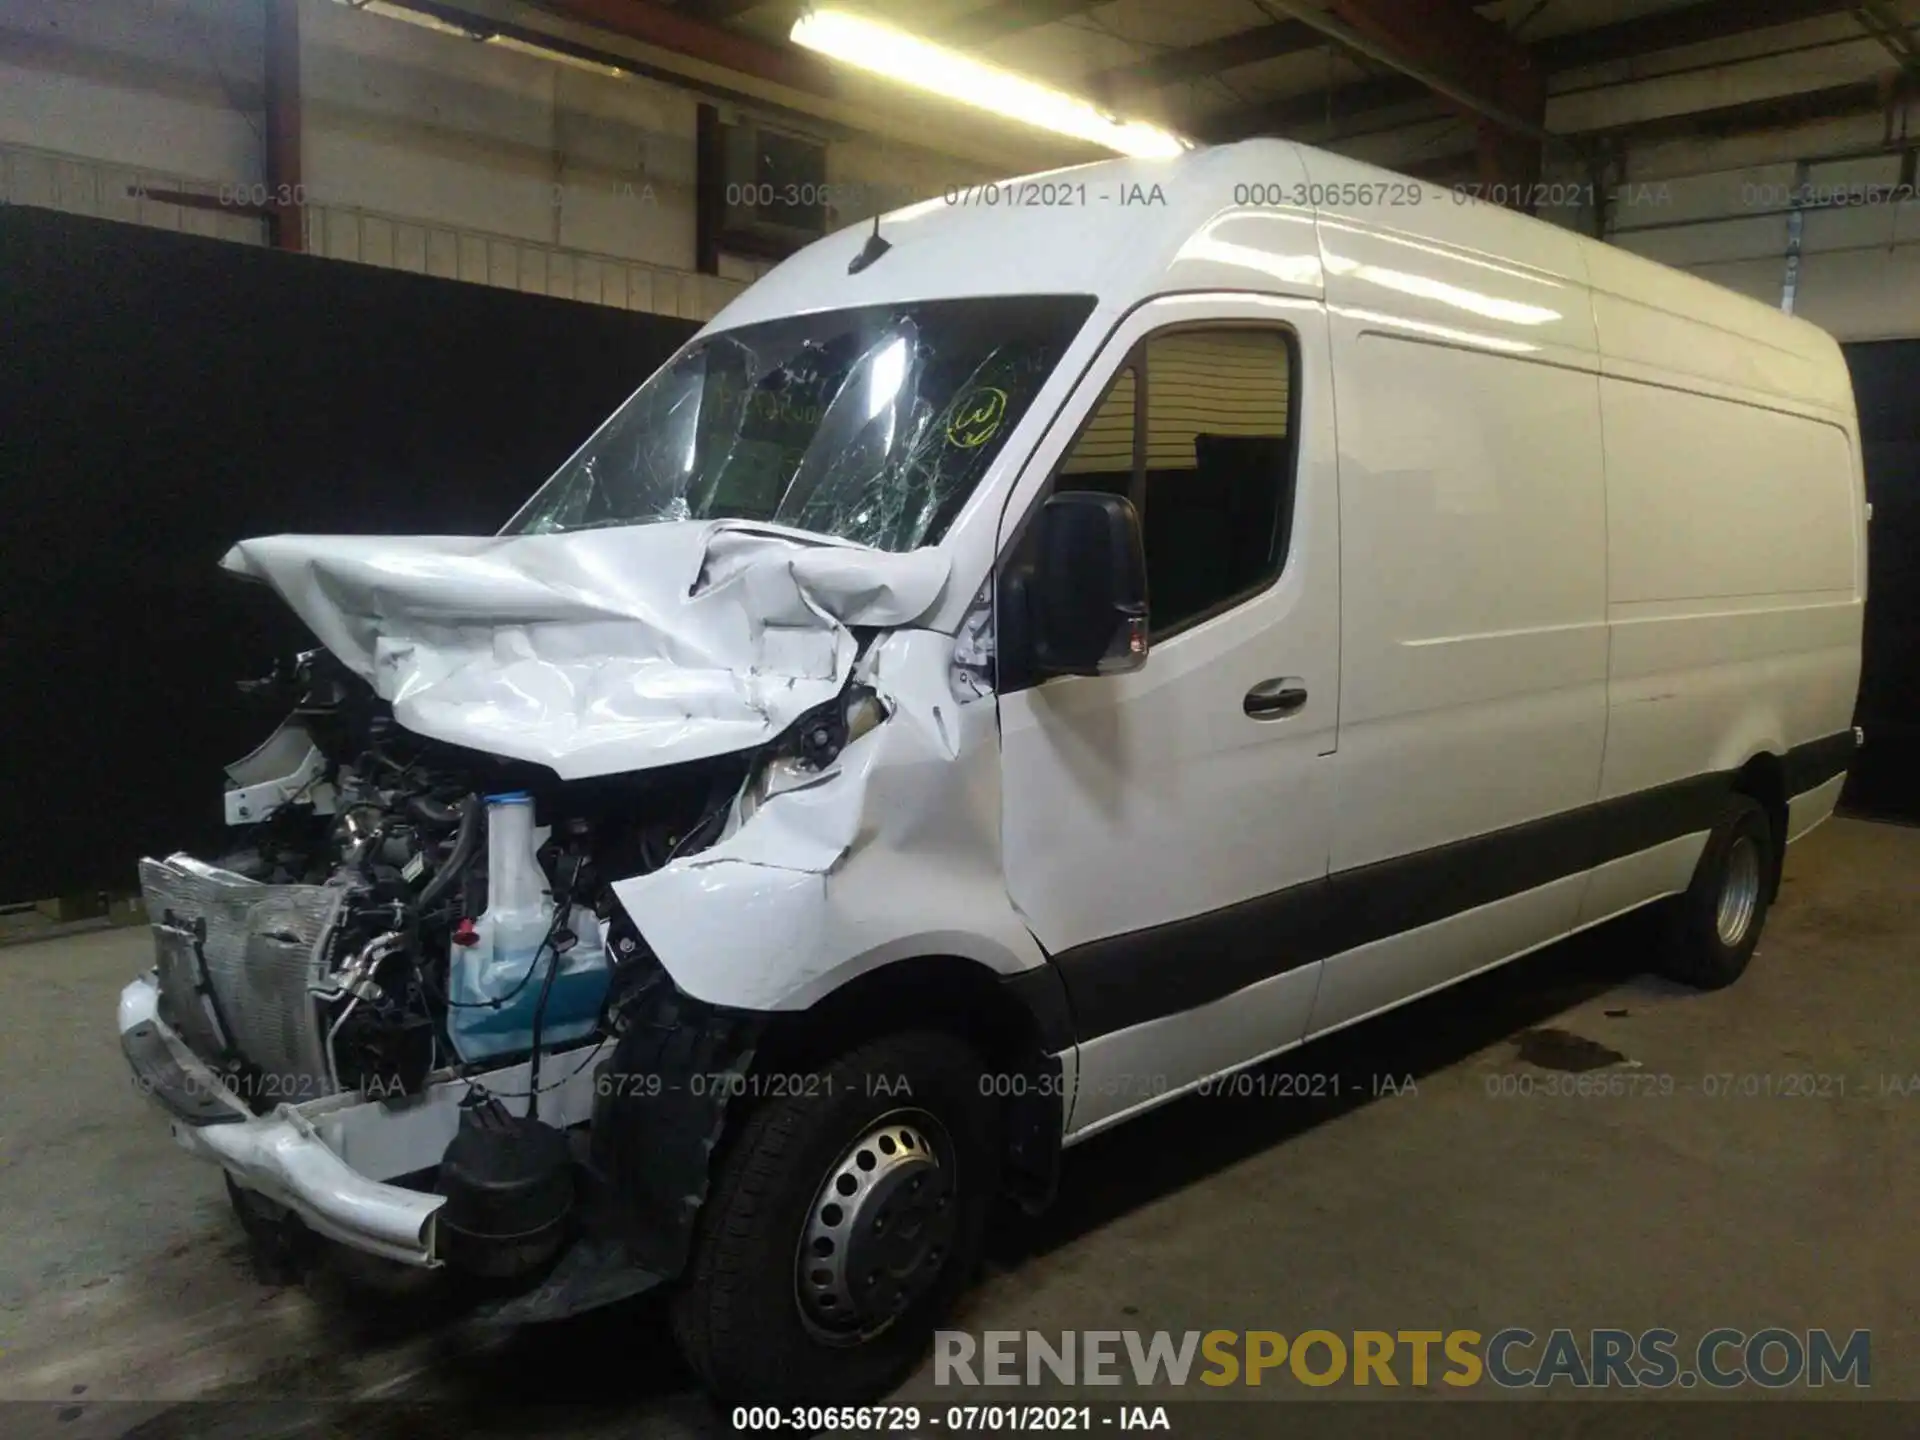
[446,793,610,1065]
[329,987,435,1098]
[435,1095,575,1279]
[146,650,744,1111]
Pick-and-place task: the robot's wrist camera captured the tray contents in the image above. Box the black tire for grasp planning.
[225,1175,318,1286]
[670,1030,1000,1404]
[1657,794,1775,990]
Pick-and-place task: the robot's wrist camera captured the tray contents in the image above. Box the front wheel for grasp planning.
[669,1030,1000,1403]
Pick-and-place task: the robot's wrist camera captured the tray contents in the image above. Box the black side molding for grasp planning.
[1002,963,1076,1056]
[1053,731,1857,1043]
[1784,728,1858,797]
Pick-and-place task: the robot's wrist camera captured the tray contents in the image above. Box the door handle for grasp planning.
[1244,678,1308,719]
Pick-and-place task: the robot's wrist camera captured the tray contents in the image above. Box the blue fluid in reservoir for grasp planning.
[448,792,611,1064]
[447,929,610,1063]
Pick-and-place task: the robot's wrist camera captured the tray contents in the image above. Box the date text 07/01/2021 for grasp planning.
[728,1404,1169,1433]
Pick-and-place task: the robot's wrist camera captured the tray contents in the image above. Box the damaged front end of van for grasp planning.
[123,523,960,1288]
[117,295,1090,1327]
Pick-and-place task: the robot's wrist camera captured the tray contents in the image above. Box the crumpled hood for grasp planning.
[221,520,951,779]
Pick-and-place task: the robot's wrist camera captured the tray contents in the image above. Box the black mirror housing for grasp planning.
[1028,490,1150,677]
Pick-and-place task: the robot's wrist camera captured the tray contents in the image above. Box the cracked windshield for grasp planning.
[509,294,1097,552]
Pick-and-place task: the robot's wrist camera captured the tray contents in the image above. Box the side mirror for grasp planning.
[1028,490,1149,677]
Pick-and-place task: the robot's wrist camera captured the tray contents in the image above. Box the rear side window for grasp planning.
[1055,326,1298,635]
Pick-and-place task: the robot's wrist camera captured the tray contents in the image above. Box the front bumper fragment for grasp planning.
[119,974,446,1267]
[121,1019,246,1126]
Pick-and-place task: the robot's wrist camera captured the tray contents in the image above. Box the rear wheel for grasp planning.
[1657,794,1775,990]
[669,1030,1000,1403]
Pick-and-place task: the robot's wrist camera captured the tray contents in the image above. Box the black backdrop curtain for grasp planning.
[0,206,697,901]
[1842,339,1920,823]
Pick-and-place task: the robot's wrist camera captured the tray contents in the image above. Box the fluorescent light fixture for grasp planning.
[485,33,626,78]
[790,9,1189,159]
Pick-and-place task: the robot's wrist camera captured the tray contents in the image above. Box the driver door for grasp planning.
[996,294,1341,1136]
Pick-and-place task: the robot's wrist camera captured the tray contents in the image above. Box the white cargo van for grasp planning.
[119,138,1864,1402]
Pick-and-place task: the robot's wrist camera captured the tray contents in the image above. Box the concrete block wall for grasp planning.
[0,0,999,322]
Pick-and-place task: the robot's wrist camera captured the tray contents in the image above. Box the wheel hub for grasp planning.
[796,1115,956,1341]
[1716,834,1762,946]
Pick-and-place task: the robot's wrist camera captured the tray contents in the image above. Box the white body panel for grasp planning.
[996,293,1339,950]
[1788,775,1849,842]
[1578,238,1865,813]
[1305,876,1589,1057]
[993,291,1341,1120]
[615,629,1048,1011]
[918,143,1854,1139]
[1066,965,1323,1140]
[1322,326,1610,873]
[1576,833,1712,931]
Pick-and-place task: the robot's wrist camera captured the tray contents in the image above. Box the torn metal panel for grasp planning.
[220,520,950,780]
[223,720,335,825]
[949,580,996,704]
[614,630,1048,1013]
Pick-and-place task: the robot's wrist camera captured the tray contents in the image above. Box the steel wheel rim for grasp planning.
[1716,834,1762,947]
[794,1108,958,1346]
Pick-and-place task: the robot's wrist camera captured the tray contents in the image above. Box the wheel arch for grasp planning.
[753,953,1074,1212]
[1730,749,1788,898]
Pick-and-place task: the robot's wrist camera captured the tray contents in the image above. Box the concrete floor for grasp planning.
[1,818,1914,1437]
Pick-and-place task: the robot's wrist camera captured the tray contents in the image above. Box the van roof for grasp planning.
[707,137,1850,417]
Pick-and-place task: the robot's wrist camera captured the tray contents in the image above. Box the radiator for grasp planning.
[137,855,348,1099]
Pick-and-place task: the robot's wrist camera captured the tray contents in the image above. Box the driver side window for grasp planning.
[1055,326,1298,637]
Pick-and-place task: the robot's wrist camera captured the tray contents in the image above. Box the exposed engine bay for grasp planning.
[122,519,1028,1300]
[141,646,880,1116]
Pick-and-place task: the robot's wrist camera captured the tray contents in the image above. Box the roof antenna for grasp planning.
[848,210,891,275]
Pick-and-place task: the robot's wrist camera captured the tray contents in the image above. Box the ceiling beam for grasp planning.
[1401,72,1915,180]
[1850,0,1920,76]
[1285,0,1547,134]
[1222,73,1430,137]
[937,1,1108,47]
[1535,0,1863,71]
[1579,71,1912,145]
[535,0,836,95]
[672,0,777,22]
[1256,0,1550,200]
[1218,0,1881,145]
[1083,20,1323,95]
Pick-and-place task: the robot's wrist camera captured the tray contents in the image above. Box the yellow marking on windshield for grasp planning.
[947,387,1008,449]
